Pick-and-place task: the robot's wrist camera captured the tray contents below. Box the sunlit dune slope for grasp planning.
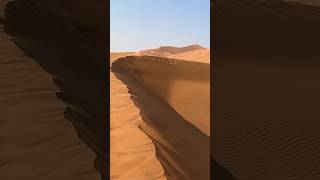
[112,56,210,180]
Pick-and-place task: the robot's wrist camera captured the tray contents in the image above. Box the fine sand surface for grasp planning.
[110,45,210,179]
[1,0,107,179]
[213,0,320,179]
[0,31,99,180]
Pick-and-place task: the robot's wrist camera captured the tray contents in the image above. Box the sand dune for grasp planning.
[110,71,166,180]
[111,44,210,64]
[169,49,210,63]
[1,0,107,179]
[111,51,168,180]
[115,56,210,135]
[213,0,320,179]
[110,45,210,179]
[0,29,99,180]
[111,55,210,180]
[133,44,208,58]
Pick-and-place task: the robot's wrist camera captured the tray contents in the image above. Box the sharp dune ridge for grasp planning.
[111,56,210,180]
[1,0,107,179]
[158,44,206,54]
[133,44,209,60]
[110,45,210,179]
[214,0,320,179]
[110,66,166,180]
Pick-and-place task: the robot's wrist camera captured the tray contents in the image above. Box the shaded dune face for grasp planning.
[112,56,210,180]
[110,71,166,180]
[1,0,107,178]
[213,0,320,179]
[115,56,210,135]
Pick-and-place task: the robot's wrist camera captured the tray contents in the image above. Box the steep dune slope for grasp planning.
[110,45,210,179]
[112,56,210,180]
[116,56,210,135]
[110,71,166,180]
[111,52,167,180]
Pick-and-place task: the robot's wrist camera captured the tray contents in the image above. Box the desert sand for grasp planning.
[213,0,320,179]
[0,31,99,180]
[110,45,210,179]
[169,49,209,63]
[1,0,107,179]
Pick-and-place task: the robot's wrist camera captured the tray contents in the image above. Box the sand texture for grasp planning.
[1,0,107,179]
[110,45,210,179]
[213,0,320,179]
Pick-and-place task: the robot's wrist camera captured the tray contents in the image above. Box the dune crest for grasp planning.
[132,44,209,59]
[111,55,210,179]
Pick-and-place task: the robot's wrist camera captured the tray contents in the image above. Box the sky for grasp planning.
[110,0,210,52]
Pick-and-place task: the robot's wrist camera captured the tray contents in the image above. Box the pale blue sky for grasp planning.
[110,0,210,52]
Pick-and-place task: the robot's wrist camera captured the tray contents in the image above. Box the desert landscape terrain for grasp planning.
[3,0,320,179]
[110,45,210,180]
[0,0,107,179]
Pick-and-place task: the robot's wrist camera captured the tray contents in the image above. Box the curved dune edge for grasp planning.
[134,44,206,58]
[1,0,107,178]
[213,0,320,179]
[111,56,210,180]
[110,71,166,180]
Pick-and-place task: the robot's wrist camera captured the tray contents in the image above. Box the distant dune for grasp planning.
[132,44,208,58]
[110,52,135,64]
[110,46,210,179]
[169,49,210,63]
[112,44,210,62]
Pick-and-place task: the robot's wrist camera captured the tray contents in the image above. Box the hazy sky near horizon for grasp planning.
[111,0,210,52]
